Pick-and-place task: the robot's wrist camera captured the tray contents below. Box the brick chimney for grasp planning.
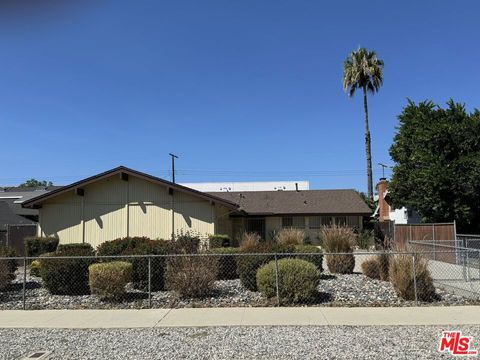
[376,178,390,222]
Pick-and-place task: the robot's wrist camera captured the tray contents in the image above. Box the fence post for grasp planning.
[412,253,418,306]
[274,254,280,306]
[466,250,471,282]
[148,256,152,308]
[22,257,27,310]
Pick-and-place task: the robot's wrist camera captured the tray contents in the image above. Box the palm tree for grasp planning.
[343,47,384,200]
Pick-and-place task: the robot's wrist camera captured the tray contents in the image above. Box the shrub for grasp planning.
[321,226,355,274]
[377,252,390,281]
[236,243,294,291]
[356,230,374,250]
[0,245,17,291]
[209,247,240,280]
[275,228,305,246]
[239,232,261,251]
[30,260,41,277]
[389,254,436,301]
[171,232,201,253]
[89,261,132,301]
[166,255,217,298]
[361,257,380,279]
[97,237,170,291]
[209,234,230,248]
[24,236,59,257]
[40,243,95,295]
[0,245,17,279]
[293,245,323,272]
[256,258,320,304]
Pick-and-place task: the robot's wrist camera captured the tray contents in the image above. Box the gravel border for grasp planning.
[2,325,480,359]
[0,268,477,310]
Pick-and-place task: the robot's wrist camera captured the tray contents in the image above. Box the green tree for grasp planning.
[389,100,480,232]
[343,47,384,199]
[19,179,53,188]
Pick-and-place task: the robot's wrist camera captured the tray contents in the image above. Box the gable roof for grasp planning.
[21,166,239,209]
[0,201,35,230]
[208,189,372,216]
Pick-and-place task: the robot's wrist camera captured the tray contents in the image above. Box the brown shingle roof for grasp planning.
[208,189,372,216]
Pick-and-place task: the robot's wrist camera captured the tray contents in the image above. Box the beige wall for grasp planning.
[38,174,225,248]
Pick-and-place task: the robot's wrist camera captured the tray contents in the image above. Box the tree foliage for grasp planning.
[19,179,53,188]
[389,100,480,232]
[343,47,384,199]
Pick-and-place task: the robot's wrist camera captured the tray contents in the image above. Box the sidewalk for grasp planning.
[1,306,479,328]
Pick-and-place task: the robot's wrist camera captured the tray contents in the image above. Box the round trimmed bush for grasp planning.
[256,258,320,304]
[209,247,240,280]
[89,261,132,301]
[236,243,294,291]
[97,237,170,291]
[208,234,230,248]
[293,245,323,272]
[29,260,42,277]
[40,243,95,295]
[24,236,59,257]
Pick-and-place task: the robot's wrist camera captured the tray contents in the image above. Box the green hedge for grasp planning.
[209,234,230,248]
[97,237,169,291]
[89,261,132,301]
[24,237,59,257]
[209,247,240,280]
[40,243,95,295]
[236,243,295,291]
[257,258,320,304]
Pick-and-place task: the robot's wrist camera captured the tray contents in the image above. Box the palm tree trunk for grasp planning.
[363,86,374,199]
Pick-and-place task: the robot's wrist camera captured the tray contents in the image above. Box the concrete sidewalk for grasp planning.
[1,306,480,328]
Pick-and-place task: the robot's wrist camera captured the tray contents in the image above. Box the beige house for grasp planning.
[22,166,372,247]
[22,167,238,248]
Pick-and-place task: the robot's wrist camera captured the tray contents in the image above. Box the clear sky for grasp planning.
[1,1,479,191]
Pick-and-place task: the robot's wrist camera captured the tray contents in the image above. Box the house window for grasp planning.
[309,216,332,229]
[282,216,305,229]
[335,216,347,226]
[346,216,360,227]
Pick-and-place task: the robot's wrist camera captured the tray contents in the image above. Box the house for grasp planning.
[374,178,420,224]
[0,186,61,222]
[210,189,371,243]
[22,166,372,247]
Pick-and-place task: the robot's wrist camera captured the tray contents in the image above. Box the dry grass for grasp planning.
[361,257,381,279]
[321,226,356,274]
[275,228,305,246]
[239,232,262,251]
[389,253,436,301]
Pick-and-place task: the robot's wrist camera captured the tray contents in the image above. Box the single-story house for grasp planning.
[210,190,371,243]
[22,166,372,247]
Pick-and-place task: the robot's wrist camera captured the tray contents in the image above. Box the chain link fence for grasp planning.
[1,250,480,310]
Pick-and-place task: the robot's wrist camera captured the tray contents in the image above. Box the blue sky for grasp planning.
[1,1,479,191]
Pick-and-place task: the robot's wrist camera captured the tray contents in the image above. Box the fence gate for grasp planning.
[5,224,37,256]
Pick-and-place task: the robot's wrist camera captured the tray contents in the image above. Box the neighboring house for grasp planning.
[209,190,371,243]
[374,178,421,224]
[0,201,35,231]
[181,181,309,192]
[22,166,372,247]
[0,186,61,222]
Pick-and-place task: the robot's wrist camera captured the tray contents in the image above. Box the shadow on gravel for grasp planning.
[320,274,337,280]
[6,281,42,292]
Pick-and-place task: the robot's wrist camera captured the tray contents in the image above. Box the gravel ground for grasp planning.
[2,325,479,359]
[0,269,475,310]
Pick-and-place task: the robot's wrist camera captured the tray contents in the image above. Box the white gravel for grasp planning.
[2,325,479,359]
[0,269,475,309]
